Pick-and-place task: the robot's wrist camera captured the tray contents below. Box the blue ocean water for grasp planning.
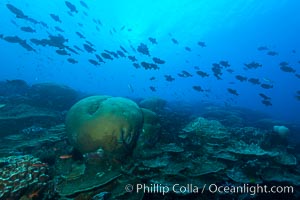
[0,0,299,123]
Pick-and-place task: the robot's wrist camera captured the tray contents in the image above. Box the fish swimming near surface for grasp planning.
[141,62,159,70]
[6,4,27,19]
[197,41,206,47]
[95,54,105,63]
[55,26,64,32]
[178,70,192,78]
[128,56,137,62]
[196,70,209,78]
[244,61,262,69]
[149,86,156,91]
[56,49,70,56]
[80,1,89,9]
[257,46,269,51]
[262,99,272,106]
[248,78,261,85]
[119,45,128,53]
[164,75,175,82]
[185,47,191,51]
[171,38,178,44]
[50,14,61,23]
[192,86,204,92]
[261,83,273,89]
[117,50,126,58]
[83,44,96,53]
[149,76,156,80]
[227,88,239,96]
[67,58,78,64]
[132,63,140,68]
[279,62,296,73]
[137,43,150,56]
[20,26,36,33]
[211,63,223,80]
[1,35,36,52]
[235,75,247,82]
[101,52,113,60]
[267,51,278,56]
[259,93,271,100]
[88,59,100,66]
[148,37,157,44]
[219,60,230,67]
[65,1,78,13]
[76,32,85,39]
[152,57,165,64]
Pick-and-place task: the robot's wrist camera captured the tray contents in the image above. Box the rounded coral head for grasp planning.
[66,95,143,155]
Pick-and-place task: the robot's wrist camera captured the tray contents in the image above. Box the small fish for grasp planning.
[20,26,36,33]
[101,52,113,60]
[219,61,230,67]
[65,1,78,13]
[59,154,73,159]
[137,43,150,56]
[56,49,70,56]
[235,75,247,82]
[280,65,296,73]
[50,14,61,23]
[55,26,64,32]
[261,83,273,89]
[185,47,191,51]
[76,32,85,39]
[80,1,89,9]
[149,76,155,80]
[267,51,278,56]
[197,41,206,47]
[152,57,165,64]
[83,44,96,53]
[67,58,78,64]
[120,45,128,53]
[95,54,105,63]
[149,86,156,91]
[257,46,268,51]
[259,93,271,100]
[148,37,157,44]
[171,38,178,44]
[89,59,100,66]
[192,86,204,92]
[262,100,272,106]
[227,88,239,96]
[248,78,260,85]
[196,70,209,78]
[128,56,137,62]
[6,4,27,19]
[133,63,140,68]
[117,50,126,57]
[141,62,159,70]
[164,75,175,82]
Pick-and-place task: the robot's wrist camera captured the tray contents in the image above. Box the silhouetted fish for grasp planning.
[6,4,27,18]
[267,51,278,56]
[117,50,126,57]
[295,74,300,79]
[244,61,262,69]
[55,26,64,32]
[95,54,105,63]
[262,100,272,106]
[248,78,261,85]
[219,61,230,67]
[171,38,178,44]
[133,63,140,68]
[149,86,156,92]
[279,62,296,73]
[120,46,128,53]
[178,71,192,78]
[20,26,36,33]
[227,88,239,96]
[101,52,113,60]
[83,44,95,53]
[185,47,191,51]
[164,75,175,82]
[141,62,159,70]
[152,57,165,64]
[212,63,222,80]
[128,56,137,62]
[235,75,247,82]
[196,70,209,78]
[226,69,234,73]
[50,14,61,23]
[192,86,203,92]
[149,77,155,80]
[65,1,78,13]
[197,41,206,47]
[1,35,35,51]
[261,83,273,89]
[259,93,271,100]
[149,37,157,44]
[104,50,118,58]
[67,58,78,64]
[74,45,84,52]
[137,43,150,56]
[76,32,85,39]
[257,46,268,51]
[56,49,70,56]
[88,59,100,66]
[80,1,89,9]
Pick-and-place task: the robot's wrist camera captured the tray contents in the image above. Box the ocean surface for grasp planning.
[0,0,299,199]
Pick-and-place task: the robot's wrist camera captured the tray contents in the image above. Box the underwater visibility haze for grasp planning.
[0,0,300,199]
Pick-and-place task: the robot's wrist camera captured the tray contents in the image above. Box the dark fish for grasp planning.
[128,56,137,62]
[197,41,206,47]
[104,50,118,58]
[257,46,268,51]
[133,63,140,68]
[185,47,191,51]
[65,1,78,13]
[261,83,273,89]
[148,37,157,44]
[244,61,262,69]
[262,100,272,106]
[194,66,200,70]
[65,46,78,54]
[1,35,35,52]
[120,25,126,31]
[295,95,300,101]
[120,46,128,53]
[85,40,94,47]
[20,26,36,33]
[76,32,85,39]
[74,45,84,52]
[279,62,296,73]
[149,76,156,80]
[171,38,178,44]
[259,93,271,100]
[56,49,70,56]
[117,50,126,57]
[227,88,239,96]
[67,58,78,64]
[141,62,159,70]
[88,59,100,66]
[235,75,247,82]
[101,52,113,60]
[152,57,165,64]
[212,63,223,80]
[192,86,204,92]
[50,14,61,23]
[6,4,27,18]
[137,43,150,56]
[55,26,64,32]
[95,54,105,63]
[112,27,117,33]
[226,69,234,73]
[267,51,278,56]
[149,86,156,92]
[83,44,96,53]
[178,70,192,78]
[248,78,261,85]
[196,70,209,78]
[80,1,89,9]
[130,44,136,52]
[219,60,230,67]
[19,41,36,51]
[164,75,175,82]
[295,74,300,79]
